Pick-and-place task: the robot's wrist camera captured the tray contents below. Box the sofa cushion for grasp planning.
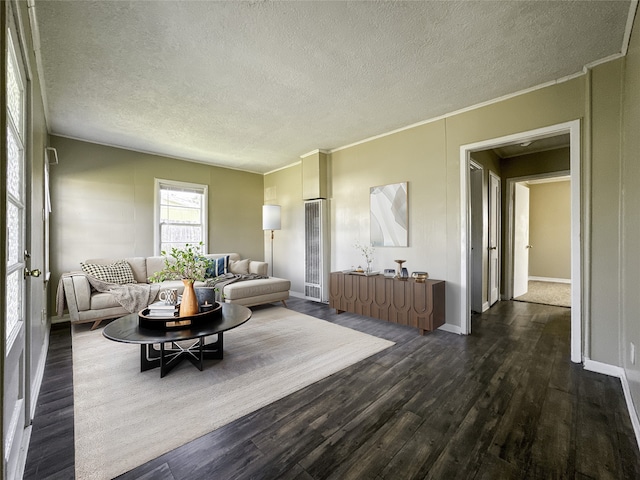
[81,260,136,285]
[229,258,250,275]
[90,292,122,310]
[249,261,268,276]
[125,257,148,283]
[146,256,172,281]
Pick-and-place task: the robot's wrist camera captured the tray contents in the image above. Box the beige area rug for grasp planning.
[514,280,571,307]
[72,307,394,480]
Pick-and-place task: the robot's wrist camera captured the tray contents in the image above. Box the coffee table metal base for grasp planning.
[140,332,224,378]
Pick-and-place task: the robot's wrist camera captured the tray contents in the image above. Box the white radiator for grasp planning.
[304,199,329,302]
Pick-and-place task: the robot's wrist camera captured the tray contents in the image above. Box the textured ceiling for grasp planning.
[34,1,632,173]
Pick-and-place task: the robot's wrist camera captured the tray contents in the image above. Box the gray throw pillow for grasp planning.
[229,258,250,275]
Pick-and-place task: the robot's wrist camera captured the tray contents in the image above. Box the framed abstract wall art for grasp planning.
[370,181,408,247]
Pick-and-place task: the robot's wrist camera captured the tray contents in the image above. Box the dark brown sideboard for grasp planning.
[329,272,445,335]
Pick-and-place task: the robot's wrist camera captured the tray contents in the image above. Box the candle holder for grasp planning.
[200,301,215,313]
[394,260,408,280]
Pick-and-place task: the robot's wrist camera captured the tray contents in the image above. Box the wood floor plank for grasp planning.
[472,453,521,480]
[299,369,429,478]
[324,410,423,480]
[524,387,575,479]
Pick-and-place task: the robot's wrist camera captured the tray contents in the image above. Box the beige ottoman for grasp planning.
[222,277,290,307]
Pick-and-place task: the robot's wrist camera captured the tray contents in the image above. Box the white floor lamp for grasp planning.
[262,205,281,277]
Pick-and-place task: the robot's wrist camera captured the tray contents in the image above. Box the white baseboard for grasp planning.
[583,358,640,451]
[583,358,624,377]
[620,370,640,452]
[29,330,50,419]
[438,323,462,335]
[528,276,571,284]
[481,301,490,312]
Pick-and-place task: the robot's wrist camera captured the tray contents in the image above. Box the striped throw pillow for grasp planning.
[204,255,230,278]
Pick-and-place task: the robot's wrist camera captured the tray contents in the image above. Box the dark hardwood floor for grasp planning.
[24,298,640,479]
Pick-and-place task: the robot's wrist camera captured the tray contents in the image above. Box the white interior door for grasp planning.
[5,18,29,480]
[470,165,483,313]
[488,172,500,306]
[513,182,530,298]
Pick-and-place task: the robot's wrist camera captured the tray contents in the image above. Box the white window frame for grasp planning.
[154,178,208,255]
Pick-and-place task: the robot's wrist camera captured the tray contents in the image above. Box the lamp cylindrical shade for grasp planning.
[263,205,281,230]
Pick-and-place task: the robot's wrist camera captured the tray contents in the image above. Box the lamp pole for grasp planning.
[270,229,275,277]
[262,205,281,278]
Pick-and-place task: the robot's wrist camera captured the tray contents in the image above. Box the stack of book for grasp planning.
[145,301,178,317]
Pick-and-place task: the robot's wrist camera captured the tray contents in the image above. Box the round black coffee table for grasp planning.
[103,303,251,377]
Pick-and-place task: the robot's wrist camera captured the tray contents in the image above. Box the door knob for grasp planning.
[526,245,532,249]
[489,246,497,250]
[24,268,41,278]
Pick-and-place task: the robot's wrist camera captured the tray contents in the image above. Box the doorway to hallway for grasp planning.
[460,120,582,363]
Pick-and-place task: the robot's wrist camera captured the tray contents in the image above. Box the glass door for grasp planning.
[4,17,28,480]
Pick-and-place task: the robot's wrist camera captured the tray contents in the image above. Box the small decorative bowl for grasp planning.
[412,271,429,282]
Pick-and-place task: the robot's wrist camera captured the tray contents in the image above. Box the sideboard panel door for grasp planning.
[372,276,391,321]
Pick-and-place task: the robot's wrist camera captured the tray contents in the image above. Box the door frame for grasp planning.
[460,120,583,363]
[5,2,38,478]
[505,171,570,300]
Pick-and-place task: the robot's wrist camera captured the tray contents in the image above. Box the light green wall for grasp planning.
[49,136,264,308]
[331,121,448,281]
[528,181,571,279]
[263,163,305,290]
[590,58,624,364]
[501,147,570,179]
[621,8,640,421]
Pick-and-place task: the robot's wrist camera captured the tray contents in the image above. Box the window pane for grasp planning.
[7,126,22,200]
[160,205,201,223]
[161,224,202,243]
[161,190,201,210]
[7,201,20,266]
[6,270,21,339]
[6,45,22,134]
[161,241,190,252]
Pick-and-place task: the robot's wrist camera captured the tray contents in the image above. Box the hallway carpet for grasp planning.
[514,280,571,307]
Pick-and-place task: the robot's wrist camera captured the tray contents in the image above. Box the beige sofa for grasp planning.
[60,253,290,329]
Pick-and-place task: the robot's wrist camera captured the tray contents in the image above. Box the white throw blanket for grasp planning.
[85,275,161,313]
